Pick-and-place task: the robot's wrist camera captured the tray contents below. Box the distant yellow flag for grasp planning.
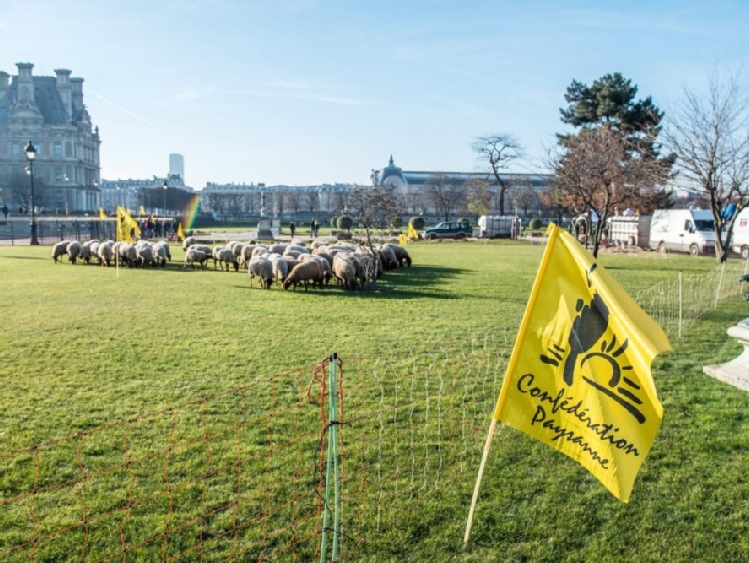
[408,223,419,240]
[117,206,141,243]
[177,222,185,241]
[493,223,671,502]
[99,207,107,219]
[139,205,146,216]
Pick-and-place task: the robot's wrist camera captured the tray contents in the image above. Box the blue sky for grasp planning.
[1,1,746,189]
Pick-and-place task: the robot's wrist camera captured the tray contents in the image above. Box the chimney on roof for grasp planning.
[55,69,73,122]
[0,71,9,100]
[16,62,34,104]
[70,77,84,118]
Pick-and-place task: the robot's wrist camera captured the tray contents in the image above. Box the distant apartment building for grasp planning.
[169,153,185,183]
[0,62,101,214]
[101,172,194,216]
[201,182,354,219]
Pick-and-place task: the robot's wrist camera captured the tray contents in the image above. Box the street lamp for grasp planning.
[24,141,39,245]
[163,179,168,216]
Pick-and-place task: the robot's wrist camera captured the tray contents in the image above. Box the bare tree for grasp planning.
[666,68,749,262]
[551,126,666,257]
[301,190,320,213]
[425,174,466,221]
[465,177,492,216]
[514,188,539,217]
[473,134,524,215]
[348,184,400,289]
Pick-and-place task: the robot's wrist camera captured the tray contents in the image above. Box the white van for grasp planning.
[731,207,749,259]
[648,209,716,256]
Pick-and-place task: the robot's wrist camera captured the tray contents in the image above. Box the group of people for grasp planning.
[137,217,181,240]
[288,219,321,238]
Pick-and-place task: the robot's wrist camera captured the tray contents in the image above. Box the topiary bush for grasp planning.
[337,215,354,232]
[529,217,543,230]
[409,217,425,230]
[390,216,403,229]
[329,216,338,228]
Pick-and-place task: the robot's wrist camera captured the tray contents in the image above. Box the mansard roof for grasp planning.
[0,76,69,126]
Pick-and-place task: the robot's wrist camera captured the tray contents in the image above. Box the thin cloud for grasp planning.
[88,90,154,126]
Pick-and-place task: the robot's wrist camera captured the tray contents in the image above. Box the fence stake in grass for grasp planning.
[320,353,341,563]
[678,271,683,339]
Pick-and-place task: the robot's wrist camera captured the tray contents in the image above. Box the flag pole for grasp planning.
[463,418,498,546]
[465,224,559,547]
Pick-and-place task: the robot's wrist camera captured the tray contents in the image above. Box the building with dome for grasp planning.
[370,155,552,217]
[0,62,101,214]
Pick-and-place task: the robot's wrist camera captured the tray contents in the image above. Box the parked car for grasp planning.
[423,219,472,240]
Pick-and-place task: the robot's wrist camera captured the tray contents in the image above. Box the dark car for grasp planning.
[423,220,472,240]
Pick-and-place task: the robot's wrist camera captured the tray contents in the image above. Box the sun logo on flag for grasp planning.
[539,264,646,423]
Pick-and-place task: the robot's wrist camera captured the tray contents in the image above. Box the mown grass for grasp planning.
[1,240,748,561]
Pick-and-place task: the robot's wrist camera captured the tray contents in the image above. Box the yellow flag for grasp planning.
[177,222,185,241]
[493,223,671,502]
[99,207,107,219]
[117,206,141,243]
[139,205,146,216]
[408,223,419,240]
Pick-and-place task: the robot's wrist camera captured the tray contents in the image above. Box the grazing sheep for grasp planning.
[332,254,357,290]
[377,244,398,271]
[66,241,82,264]
[385,243,412,267]
[182,236,196,251]
[248,256,274,289]
[251,245,270,258]
[119,243,139,267]
[286,244,310,254]
[153,243,169,267]
[311,249,334,268]
[97,241,114,267]
[283,249,305,259]
[283,255,299,272]
[190,244,213,256]
[269,253,289,283]
[136,243,155,267]
[238,244,258,267]
[80,240,97,264]
[184,248,208,269]
[214,247,239,271]
[52,240,72,263]
[268,243,288,255]
[283,260,324,292]
[155,240,172,261]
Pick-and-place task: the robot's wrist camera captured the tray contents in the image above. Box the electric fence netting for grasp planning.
[1,263,746,561]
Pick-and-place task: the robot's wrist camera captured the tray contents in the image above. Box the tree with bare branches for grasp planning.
[665,68,749,262]
[348,184,400,289]
[551,126,667,257]
[473,134,524,215]
[425,174,466,221]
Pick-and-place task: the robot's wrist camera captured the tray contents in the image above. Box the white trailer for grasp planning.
[607,215,651,248]
[730,208,749,259]
[478,215,521,239]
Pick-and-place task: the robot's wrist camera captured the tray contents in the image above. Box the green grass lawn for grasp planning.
[0,240,747,561]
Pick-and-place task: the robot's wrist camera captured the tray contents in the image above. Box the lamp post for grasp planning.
[24,141,39,245]
[163,179,168,216]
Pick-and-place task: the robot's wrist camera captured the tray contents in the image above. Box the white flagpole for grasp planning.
[464,418,499,546]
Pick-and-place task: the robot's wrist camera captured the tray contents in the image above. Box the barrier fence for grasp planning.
[1,263,746,560]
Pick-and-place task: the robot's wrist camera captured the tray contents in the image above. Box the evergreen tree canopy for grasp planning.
[559,73,665,156]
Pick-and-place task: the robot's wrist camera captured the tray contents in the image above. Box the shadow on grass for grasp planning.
[232,264,467,300]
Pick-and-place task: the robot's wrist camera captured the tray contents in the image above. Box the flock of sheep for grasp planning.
[48,236,413,292]
[182,237,412,291]
[51,239,172,267]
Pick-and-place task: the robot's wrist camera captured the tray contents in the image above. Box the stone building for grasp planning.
[0,62,101,214]
[370,155,552,217]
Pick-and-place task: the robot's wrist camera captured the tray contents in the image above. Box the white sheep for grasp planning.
[155,240,172,261]
[269,253,289,283]
[66,241,82,264]
[51,240,72,263]
[385,243,412,267]
[97,241,114,267]
[182,236,196,251]
[214,247,239,271]
[136,243,155,267]
[283,260,324,292]
[332,254,357,290]
[184,248,208,269]
[268,243,288,255]
[377,244,399,271]
[248,256,274,289]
